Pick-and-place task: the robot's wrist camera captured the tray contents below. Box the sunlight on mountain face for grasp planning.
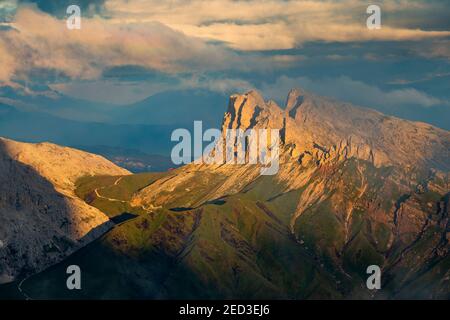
[0,0,449,303]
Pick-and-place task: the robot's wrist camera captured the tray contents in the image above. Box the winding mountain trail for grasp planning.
[17,276,33,300]
[93,176,161,212]
[114,176,123,186]
[94,188,128,203]
[93,176,128,203]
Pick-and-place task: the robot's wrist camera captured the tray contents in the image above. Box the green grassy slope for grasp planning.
[1,158,448,300]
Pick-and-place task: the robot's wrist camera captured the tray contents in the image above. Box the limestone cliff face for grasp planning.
[222,90,284,132]
[223,88,450,170]
[0,137,130,283]
[283,89,450,170]
[134,88,450,209]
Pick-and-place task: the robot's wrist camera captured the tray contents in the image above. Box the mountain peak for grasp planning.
[245,89,265,100]
[286,87,305,101]
[221,89,450,171]
[224,90,283,131]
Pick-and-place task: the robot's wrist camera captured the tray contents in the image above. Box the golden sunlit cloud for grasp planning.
[105,0,450,50]
[0,5,240,84]
[1,0,449,87]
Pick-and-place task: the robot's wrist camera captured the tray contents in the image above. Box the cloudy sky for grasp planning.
[0,0,449,128]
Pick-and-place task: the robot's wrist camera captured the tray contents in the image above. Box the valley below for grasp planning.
[1,162,448,299]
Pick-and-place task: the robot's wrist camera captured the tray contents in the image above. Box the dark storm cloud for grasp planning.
[18,0,106,17]
[381,0,450,31]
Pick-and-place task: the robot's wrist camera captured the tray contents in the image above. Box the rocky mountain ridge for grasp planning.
[133,88,449,207]
[127,88,449,298]
[0,137,130,283]
[226,89,449,169]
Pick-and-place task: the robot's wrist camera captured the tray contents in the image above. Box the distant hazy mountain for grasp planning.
[0,89,227,160]
[110,89,227,128]
[0,86,113,123]
[0,102,174,155]
[0,137,129,283]
[0,87,227,128]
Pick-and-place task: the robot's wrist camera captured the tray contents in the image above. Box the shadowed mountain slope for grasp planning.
[0,137,130,283]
